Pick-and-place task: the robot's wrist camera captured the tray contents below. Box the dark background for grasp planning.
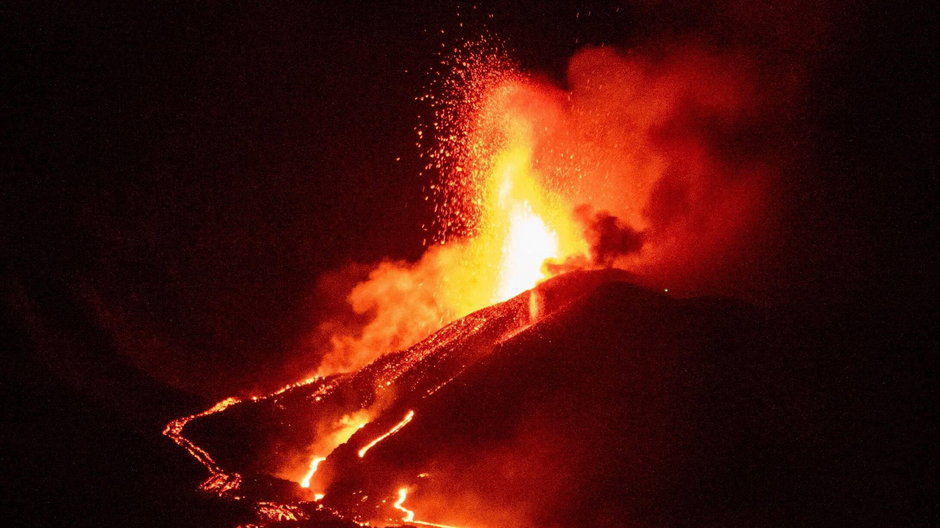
[2,1,933,526]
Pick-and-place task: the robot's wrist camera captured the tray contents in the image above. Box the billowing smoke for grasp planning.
[490,43,786,295]
[302,248,456,376]
[578,205,645,267]
[575,206,644,266]
[295,2,824,377]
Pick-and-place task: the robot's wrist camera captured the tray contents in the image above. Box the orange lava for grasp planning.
[394,487,461,528]
[394,487,415,523]
[162,396,244,496]
[163,33,780,528]
[162,377,332,499]
[359,410,415,458]
[299,456,325,489]
[256,502,306,523]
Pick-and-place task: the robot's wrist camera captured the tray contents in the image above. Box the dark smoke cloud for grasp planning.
[575,205,644,267]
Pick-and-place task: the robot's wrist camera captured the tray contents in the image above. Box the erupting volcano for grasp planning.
[6,2,927,527]
[158,36,803,528]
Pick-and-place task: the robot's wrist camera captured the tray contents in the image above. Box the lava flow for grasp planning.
[299,457,324,490]
[165,34,783,528]
[358,410,415,458]
[394,488,460,528]
[162,396,243,496]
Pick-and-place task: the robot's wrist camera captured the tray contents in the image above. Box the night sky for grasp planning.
[2,1,933,526]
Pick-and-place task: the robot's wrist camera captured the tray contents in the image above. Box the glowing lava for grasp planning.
[162,396,244,496]
[291,410,371,495]
[359,410,415,458]
[394,487,461,528]
[490,143,563,301]
[467,108,587,305]
[394,487,415,523]
[430,102,588,319]
[299,456,325,489]
[161,32,777,527]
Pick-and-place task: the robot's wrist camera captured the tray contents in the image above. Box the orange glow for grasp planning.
[497,202,558,301]
[298,456,325,489]
[394,487,415,522]
[287,409,370,490]
[164,36,781,528]
[434,91,588,311]
[359,410,415,458]
[393,487,462,528]
[481,123,581,302]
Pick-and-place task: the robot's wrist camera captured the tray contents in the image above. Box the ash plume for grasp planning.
[291,0,835,384]
[575,205,644,267]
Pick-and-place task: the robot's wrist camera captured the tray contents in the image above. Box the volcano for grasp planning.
[5,2,931,527]
[170,270,823,528]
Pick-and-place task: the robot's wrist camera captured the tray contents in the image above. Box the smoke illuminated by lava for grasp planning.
[165,25,805,527]
[306,37,780,380]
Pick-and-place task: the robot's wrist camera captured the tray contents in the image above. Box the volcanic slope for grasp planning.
[183,270,824,528]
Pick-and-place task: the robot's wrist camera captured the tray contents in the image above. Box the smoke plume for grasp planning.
[298,2,823,376]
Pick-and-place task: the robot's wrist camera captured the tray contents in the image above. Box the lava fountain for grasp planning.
[165,36,777,528]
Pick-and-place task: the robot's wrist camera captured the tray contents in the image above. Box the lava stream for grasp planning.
[394,487,462,528]
[162,397,244,495]
[162,376,332,498]
[299,456,325,489]
[359,410,415,458]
